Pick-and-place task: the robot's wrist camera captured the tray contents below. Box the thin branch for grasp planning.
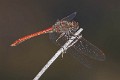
[33,28,83,80]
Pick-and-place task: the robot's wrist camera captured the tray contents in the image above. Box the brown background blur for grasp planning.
[0,0,120,80]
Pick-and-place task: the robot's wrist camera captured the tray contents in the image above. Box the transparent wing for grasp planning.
[49,32,94,68]
[68,47,94,68]
[61,12,77,21]
[49,32,62,45]
[49,31,105,67]
[73,37,105,61]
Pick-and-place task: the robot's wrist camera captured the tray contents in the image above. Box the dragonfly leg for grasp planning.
[61,49,66,58]
[69,31,82,40]
[61,34,82,59]
[56,33,65,42]
[67,35,82,48]
[61,46,67,58]
[61,52,64,58]
[56,33,65,46]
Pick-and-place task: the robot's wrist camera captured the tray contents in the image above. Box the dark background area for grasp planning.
[0,0,120,80]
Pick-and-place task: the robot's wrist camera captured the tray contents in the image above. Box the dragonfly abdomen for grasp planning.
[11,27,53,46]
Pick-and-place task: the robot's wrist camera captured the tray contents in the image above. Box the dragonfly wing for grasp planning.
[49,32,94,68]
[73,37,105,61]
[49,32,68,46]
[61,12,77,21]
[49,32,60,45]
[68,47,94,68]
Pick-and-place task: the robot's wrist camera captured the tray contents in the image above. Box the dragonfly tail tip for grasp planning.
[10,44,16,47]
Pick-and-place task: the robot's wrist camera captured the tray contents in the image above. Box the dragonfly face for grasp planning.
[53,20,79,34]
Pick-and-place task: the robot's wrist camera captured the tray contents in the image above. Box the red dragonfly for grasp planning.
[11,12,105,68]
[10,12,78,46]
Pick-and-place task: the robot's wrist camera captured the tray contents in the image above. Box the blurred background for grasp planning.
[0,0,120,80]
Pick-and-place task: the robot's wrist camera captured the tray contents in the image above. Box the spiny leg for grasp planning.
[56,33,65,46]
[56,33,65,42]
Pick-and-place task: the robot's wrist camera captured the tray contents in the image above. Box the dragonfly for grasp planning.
[10,12,105,68]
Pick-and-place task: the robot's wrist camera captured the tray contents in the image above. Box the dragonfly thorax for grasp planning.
[53,20,79,33]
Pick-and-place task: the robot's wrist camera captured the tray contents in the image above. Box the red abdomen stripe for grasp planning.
[11,27,53,46]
